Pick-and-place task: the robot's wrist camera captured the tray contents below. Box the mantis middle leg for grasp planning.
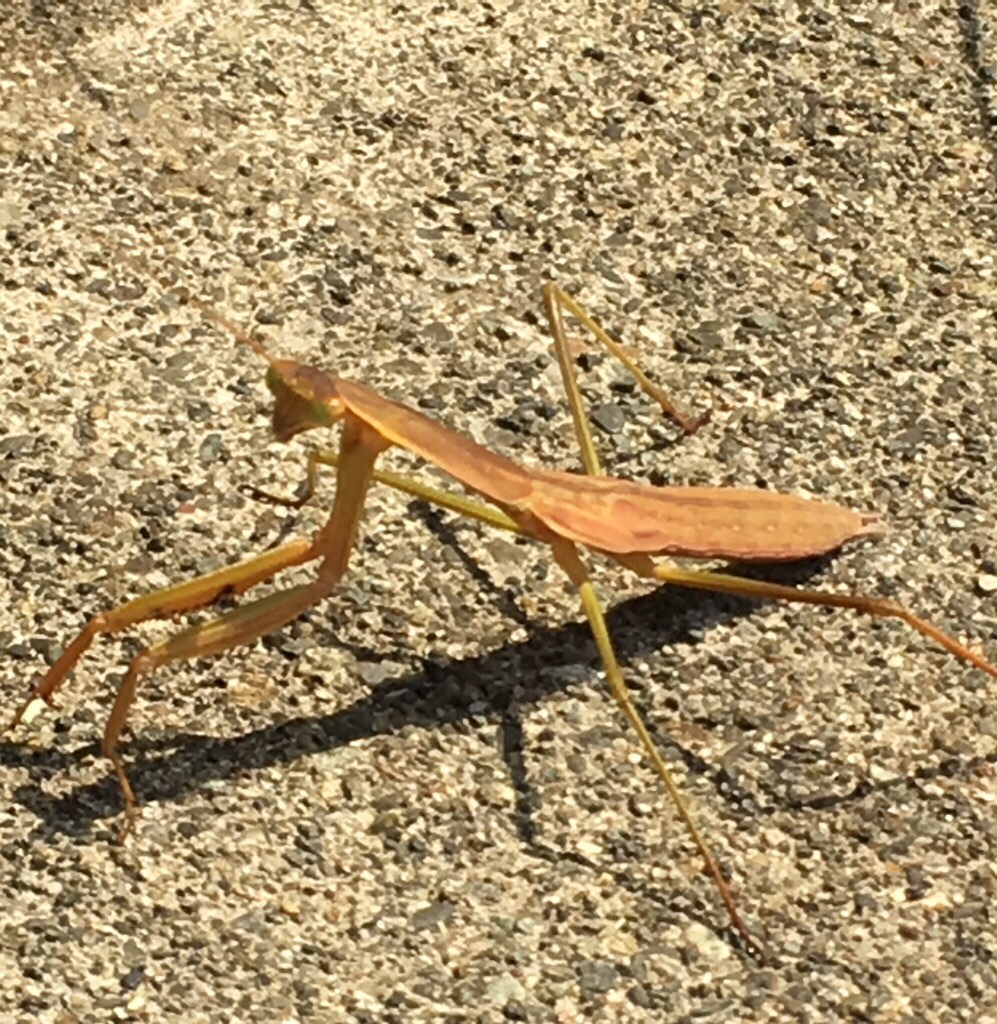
[550,538,756,948]
[266,446,759,946]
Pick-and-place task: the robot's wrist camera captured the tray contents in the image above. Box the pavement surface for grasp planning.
[1,2,996,1022]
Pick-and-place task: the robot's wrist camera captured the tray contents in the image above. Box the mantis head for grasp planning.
[265,359,346,443]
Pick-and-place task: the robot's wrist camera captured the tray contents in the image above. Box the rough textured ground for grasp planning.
[1,2,996,1022]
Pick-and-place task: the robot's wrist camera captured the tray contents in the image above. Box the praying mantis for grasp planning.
[9,273,997,953]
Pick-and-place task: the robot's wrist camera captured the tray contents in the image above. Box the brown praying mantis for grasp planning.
[9,274,997,952]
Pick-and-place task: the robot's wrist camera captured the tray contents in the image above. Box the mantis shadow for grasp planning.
[6,552,933,839]
[5,550,990,953]
[0,557,830,954]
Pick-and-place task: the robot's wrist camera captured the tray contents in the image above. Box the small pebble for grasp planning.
[977,573,997,594]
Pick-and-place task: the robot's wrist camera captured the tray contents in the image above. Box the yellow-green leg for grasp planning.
[541,283,708,476]
[251,447,524,534]
[616,555,997,682]
[551,540,756,949]
[106,580,331,833]
[540,286,754,943]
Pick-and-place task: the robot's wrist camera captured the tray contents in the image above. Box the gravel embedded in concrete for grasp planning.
[1,2,995,1022]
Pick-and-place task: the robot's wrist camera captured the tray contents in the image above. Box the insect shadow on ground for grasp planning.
[8,529,978,847]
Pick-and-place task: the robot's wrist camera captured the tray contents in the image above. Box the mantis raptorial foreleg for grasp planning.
[11,538,318,722]
[11,417,389,831]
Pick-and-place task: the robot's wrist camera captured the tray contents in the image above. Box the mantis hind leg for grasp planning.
[550,539,757,950]
[616,555,997,683]
[541,283,708,477]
